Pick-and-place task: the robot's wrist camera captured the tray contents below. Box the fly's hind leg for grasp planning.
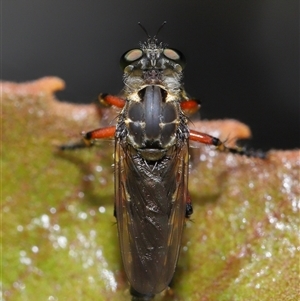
[130,287,154,301]
[185,192,193,218]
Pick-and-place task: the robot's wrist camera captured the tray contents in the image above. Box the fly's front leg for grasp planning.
[98,93,126,108]
[180,99,201,116]
[190,129,266,158]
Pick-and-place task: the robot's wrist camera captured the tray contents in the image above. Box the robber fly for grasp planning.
[73,23,262,300]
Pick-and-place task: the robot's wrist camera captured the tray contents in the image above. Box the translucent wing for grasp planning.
[114,140,189,295]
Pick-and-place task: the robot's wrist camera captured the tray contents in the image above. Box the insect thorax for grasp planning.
[117,37,189,161]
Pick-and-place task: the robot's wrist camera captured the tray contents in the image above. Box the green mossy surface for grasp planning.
[2,79,299,301]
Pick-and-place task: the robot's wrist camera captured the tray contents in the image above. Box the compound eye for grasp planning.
[163,48,180,60]
[163,48,186,70]
[120,49,143,70]
[124,49,143,61]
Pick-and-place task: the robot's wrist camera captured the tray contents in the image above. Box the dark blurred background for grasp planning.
[2,1,299,151]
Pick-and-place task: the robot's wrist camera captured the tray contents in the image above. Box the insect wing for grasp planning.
[114,140,189,295]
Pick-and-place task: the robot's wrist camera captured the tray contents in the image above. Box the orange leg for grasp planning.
[180,99,201,115]
[82,126,116,145]
[190,129,220,145]
[98,94,126,108]
[190,129,265,158]
[59,126,116,150]
[100,94,201,115]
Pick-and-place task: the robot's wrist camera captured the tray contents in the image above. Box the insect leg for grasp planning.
[180,99,201,116]
[98,93,126,108]
[185,192,193,218]
[58,126,116,150]
[82,126,116,145]
[59,94,121,150]
[190,129,265,158]
[58,141,92,150]
[130,287,154,301]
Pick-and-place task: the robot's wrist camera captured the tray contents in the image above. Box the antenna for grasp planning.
[155,21,167,37]
[138,21,167,38]
[138,22,150,38]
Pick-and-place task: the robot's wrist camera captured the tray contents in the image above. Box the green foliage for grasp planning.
[2,78,299,301]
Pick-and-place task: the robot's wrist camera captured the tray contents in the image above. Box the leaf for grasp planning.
[2,77,299,301]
